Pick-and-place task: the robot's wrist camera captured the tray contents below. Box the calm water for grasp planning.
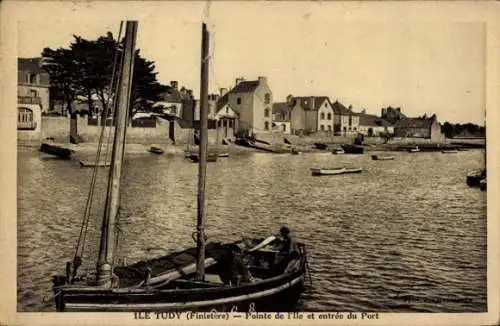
[17,148,487,312]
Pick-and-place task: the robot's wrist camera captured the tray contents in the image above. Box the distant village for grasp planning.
[18,57,478,144]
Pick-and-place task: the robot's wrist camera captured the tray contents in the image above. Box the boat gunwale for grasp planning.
[55,259,306,295]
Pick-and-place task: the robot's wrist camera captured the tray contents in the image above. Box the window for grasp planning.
[320,112,325,120]
[282,124,286,132]
[353,127,357,131]
[264,108,270,117]
[327,113,331,120]
[264,121,269,130]
[226,107,229,113]
[228,120,233,128]
[328,125,332,131]
[264,93,270,104]
[320,125,324,131]
[17,107,36,130]
[30,89,38,97]
[27,73,37,84]
[237,98,242,105]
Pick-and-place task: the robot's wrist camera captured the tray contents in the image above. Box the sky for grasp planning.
[14,1,487,125]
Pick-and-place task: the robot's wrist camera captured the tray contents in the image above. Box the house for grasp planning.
[155,81,189,119]
[288,95,334,134]
[17,58,49,133]
[393,114,444,141]
[218,76,273,136]
[357,112,394,136]
[271,102,292,134]
[331,100,359,136]
[214,102,239,140]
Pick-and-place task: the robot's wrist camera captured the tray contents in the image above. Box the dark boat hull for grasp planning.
[187,154,218,162]
[53,240,309,312]
[314,143,328,150]
[55,271,305,312]
[149,147,164,155]
[341,144,364,154]
[40,143,73,159]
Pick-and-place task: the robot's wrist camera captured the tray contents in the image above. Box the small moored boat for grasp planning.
[341,144,364,154]
[441,149,458,154]
[310,167,363,176]
[149,146,164,155]
[466,169,486,187]
[371,155,394,161]
[40,143,73,159]
[314,143,328,150]
[291,148,301,155]
[408,146,420,153]
[331,149,344,155]
[479,178,486,191]
[79,160,111,168]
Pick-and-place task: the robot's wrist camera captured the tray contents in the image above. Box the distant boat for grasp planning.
[314,142,328,150]
[217,152,229,158]
[310,167,362,176]
[466,169,486,187]
[291,148,301,155]
[408,146,420,153]
[479,178,486,191]
[40,142,73,159]
[341,144,364,154]
[371,155,394,161]
[148,146,164,155]
[331,149,344,155]
[187,153,218,163]
[79,160,111,168]
[441,149,458,154]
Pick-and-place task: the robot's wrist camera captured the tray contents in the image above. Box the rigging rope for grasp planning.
[71,22,124,279]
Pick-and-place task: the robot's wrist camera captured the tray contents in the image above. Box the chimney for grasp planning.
[258,76,267,84]
[170,81,178,89]
[220,88,228,96]
[381,108,387,117]
[235,77,245,85]
[310,96,315,110]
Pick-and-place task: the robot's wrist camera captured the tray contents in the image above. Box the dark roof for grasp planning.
[272,102,292,122]
[272,102,290,114]
[215,93,229,113]
[331,100,351,115]
[358,114,392,127]
[394,116,436,129]
[159,89,182,103]
[291,96,331,111]
[18,58,45,74]
[231,80,260,93]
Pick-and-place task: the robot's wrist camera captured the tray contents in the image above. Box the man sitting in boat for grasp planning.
[273,227,299,274]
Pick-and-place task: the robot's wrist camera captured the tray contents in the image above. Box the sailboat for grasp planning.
[52,21,309,312]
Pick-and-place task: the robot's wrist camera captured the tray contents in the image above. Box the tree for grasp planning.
[41,47,80,142]
[41,31,168,142]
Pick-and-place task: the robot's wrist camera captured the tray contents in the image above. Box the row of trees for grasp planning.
[41,32,169,142]
[440,122,485,138]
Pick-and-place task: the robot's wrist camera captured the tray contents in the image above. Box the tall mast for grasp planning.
[195,22,209,281]
[96,21,138,287]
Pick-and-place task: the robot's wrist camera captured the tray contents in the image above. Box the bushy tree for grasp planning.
[41,31,168,142]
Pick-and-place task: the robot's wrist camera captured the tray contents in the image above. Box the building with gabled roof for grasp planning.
[393,113,444,141]
[357,112,394,136]
[287,95,334,134]
[331,100,359,136]
[213,76,273,137]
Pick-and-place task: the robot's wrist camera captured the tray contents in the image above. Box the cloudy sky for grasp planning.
[13,1,489,125]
